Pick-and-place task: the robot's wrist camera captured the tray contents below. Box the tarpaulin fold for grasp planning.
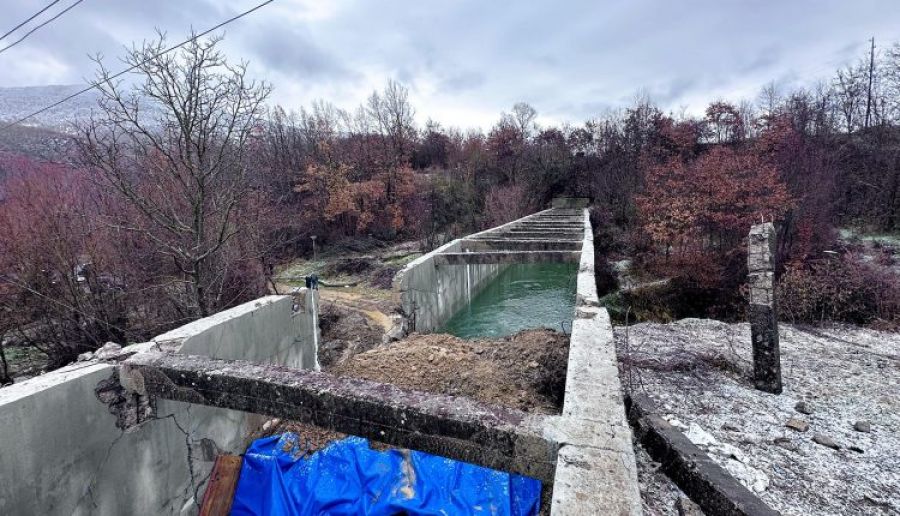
[231,433,541,516]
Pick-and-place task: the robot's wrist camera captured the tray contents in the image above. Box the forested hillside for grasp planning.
[1,34,899,381]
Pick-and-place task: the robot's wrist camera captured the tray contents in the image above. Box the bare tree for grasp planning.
[367,80,416,162]
[833,64,866,133]
[77,33,272,318]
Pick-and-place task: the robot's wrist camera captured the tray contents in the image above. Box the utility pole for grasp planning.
[865,37,875,129]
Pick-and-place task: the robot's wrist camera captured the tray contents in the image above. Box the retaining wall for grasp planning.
[393,212,550,332]
[0,291,319,516]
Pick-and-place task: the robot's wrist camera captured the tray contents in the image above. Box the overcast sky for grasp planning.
[1,0,899,129]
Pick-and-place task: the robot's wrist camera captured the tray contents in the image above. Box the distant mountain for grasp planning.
[0,85,101,132]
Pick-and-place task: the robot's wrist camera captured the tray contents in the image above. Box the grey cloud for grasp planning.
[2,0,900,129]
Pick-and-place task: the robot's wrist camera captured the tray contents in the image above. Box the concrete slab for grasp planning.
[122,352,559,482]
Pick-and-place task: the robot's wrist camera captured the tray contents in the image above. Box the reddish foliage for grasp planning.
[636,145,793,297]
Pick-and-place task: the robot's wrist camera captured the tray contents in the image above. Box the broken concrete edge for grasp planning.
[625,394,781,516]
[121,351,561,482]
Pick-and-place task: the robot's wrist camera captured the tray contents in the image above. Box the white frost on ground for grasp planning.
[615,319,900,516]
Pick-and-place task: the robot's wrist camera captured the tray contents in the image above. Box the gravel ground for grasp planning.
[634,442,692,515]
[616,319,900,516]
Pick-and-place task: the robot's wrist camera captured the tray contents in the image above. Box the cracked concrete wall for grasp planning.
[0,293,318,515]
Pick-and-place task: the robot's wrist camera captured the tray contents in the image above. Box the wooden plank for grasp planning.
[199,454,243,516]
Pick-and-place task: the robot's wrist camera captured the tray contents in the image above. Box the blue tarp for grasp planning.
[231,433,542,516]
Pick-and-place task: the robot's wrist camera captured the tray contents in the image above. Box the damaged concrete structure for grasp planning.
[393,206,589,333]
[0,291,320,515]
[0,200,641,515]
[747,222,782,394]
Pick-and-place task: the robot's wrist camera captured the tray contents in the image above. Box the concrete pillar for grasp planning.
[747,223,782,394]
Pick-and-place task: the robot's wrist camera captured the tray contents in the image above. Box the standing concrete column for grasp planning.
[748,223,782,394]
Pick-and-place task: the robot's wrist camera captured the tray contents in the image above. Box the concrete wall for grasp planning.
[0,292,319,516]
[394,211,554,332]
[393,239,506,332]
[549,208,642,515]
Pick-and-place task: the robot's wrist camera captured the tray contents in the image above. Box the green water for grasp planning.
[440,263,578,339]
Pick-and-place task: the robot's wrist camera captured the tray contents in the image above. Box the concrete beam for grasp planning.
[474,232,583,241]
[627,394,780,516]
[433,250,581,265]
[121,352,559,482]
[460,239,582,252]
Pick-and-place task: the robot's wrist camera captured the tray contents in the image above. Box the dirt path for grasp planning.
[319,289,395,332]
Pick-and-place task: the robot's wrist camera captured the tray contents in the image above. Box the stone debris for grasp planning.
[794,401,814,415]
[724,458,770,494]
[854,420,872,433]
[812,434,841,450]
[684,423,717,446]
[675,495,704,516]
[77,342,124,362]
[95,342,123,359]
[785,418,809,432]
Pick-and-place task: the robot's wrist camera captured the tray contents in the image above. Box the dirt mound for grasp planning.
[330,328,569,414]
[317,303,384,368]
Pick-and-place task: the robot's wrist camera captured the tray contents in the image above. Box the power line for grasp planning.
[0,0,275,133]
[0,0,86,55]
[0,0,64,42]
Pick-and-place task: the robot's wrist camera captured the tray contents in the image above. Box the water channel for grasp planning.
[440,263,578,338]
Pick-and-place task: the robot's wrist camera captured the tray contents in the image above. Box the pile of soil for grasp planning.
[317,303,384,369]
[331,328,569,414]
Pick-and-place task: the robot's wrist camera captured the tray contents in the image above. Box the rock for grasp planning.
[773,437,798,452]
[723,458,769,493]
[853,420,872,433]
[94,342,123,360]
[665,416,688,430]
[528,361,539,368]
[812,434,841,450]
[795,401,814,415]
[262,419,276,432]
[713,442,746,462]
[722,422,741,432]
[427,354,435,363]
[786,418,809,432]
[684,423,717,446]
[77,351,95,362]
[676,495,703,516]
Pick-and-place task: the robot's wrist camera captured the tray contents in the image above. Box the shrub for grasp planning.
[777,254,900,328]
